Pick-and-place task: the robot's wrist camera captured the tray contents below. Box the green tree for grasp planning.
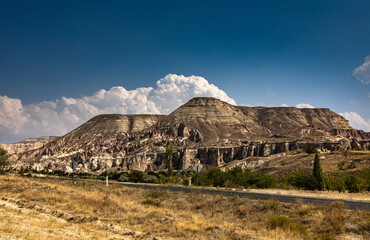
[313,153,324,190]
[0,147,10,173]
[166,143,173,177]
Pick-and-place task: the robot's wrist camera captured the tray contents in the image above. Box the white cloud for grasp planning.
[280,103,288,107]
[0,74,236,143]
[340,112,370,132]
[353,56,370,84]
[295,103,315,108]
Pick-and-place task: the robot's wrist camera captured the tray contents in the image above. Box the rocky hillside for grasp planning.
[10,97,370,173]
[150,97,352,143]
[0,136,57,154]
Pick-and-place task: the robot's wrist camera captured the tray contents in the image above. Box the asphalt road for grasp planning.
[35,176,370,211]
[121,182,370,211]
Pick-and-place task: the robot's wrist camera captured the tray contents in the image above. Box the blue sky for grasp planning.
[0,0,369,143]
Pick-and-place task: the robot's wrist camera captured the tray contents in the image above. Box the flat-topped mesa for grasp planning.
[151,97,352,143]
[237,106,350,138]
[64,114,166,139]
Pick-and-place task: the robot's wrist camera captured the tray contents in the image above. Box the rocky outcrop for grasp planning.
[0,136,57,154]
[13,139,370,173]
[9,97,370,173]
[331,128,370,140]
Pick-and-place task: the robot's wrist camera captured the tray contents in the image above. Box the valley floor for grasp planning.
[0,175,369,240]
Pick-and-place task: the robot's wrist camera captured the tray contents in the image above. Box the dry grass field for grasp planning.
[0,175,369,240]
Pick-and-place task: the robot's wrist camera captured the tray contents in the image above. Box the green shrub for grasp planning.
[354,147,365,151]
[254,174,277,189]
[358,168,370,191]
[128,170,145,183]
[288,170,317,190]
[206,168,226,187]
[325,175,346,193]
[345,175,366,193]
[118,173,129,182]
[337,161,345,170]
[347,162,356,169]
[142,174,159,183]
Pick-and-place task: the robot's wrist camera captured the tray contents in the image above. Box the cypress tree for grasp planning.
[166,143,173,177]
[313,153,324,190]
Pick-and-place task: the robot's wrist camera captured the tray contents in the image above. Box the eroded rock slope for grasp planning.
[10,97,370,173]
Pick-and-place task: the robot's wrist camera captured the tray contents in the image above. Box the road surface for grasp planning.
[35,176,370,211]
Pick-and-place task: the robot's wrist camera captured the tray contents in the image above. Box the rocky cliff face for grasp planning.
[9,97,369,173]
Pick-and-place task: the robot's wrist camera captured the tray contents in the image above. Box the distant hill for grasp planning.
[1,136,57,154]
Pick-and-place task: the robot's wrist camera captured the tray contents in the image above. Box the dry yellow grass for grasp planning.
[0,175,369,240]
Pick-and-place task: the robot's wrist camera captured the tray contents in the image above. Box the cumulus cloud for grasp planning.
[0,74,236,143]
[280,103,288,107]
[295,103,315,108]
[353,56,370,84]
[340,112,370,132]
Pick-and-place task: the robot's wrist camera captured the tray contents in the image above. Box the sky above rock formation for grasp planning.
[0,0,369,143]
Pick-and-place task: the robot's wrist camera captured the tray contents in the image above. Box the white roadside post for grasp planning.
[194,165,202,186]
[105,163,108,186]
[70,162,77,184]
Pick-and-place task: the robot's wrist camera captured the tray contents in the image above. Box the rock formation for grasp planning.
[1,136,57,154]
[9,97,370,173]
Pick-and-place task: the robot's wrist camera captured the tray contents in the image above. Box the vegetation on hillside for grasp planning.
[0,147,9,173]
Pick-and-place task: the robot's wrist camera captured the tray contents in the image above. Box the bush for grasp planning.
[347,162,356,169]
[325,175,346,192]
[142,174,159,183]
[128,170,145,183]
[358,168,370,191]
[354,147,365,151]
[206,168,226,187]
[108,171,122,181]
[345,175,366,193]
[288,170,317,190]
[338,161,345,170]
[253,174,277,189]
[0,147,10,173]
[118,173,129,182]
